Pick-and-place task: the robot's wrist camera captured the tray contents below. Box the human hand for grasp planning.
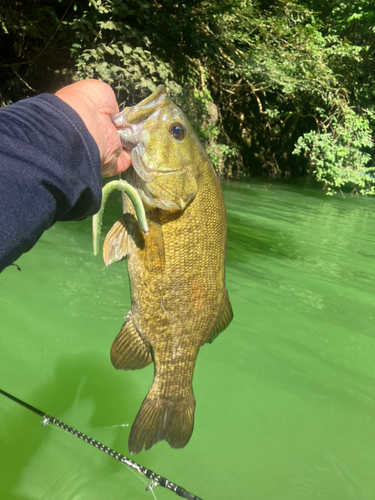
[55,79,131,177]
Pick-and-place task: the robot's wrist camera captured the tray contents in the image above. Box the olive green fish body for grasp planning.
[104,86,233,453]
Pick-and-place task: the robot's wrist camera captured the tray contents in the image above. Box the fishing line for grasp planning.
[82,423,129,432]
[126,462,159,500]
[0,388,203,500]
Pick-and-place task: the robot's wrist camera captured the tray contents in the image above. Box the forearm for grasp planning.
[0,94,102,272]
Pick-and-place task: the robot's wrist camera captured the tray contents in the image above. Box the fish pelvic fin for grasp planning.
[110,314,152,370]
[203,287,234,345]
[103,214,145,267]
[128,386,196,454]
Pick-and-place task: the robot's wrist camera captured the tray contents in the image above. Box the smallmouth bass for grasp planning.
[103,85,233,453]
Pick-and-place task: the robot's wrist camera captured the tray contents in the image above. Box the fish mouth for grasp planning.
[115,86,183,184]
[115,85,167,151]
[114,85,167,128]
[117,126,158,183]
[117,127,141,151]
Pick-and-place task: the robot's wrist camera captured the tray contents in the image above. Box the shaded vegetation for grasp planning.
[1,0,374,194]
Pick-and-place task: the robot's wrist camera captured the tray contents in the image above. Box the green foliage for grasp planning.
[68,0,182,103]
[1,0,374,193]
[0,0,74,104]
[293,108,375,195]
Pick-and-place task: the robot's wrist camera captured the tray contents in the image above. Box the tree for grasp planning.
[1,0,374,194]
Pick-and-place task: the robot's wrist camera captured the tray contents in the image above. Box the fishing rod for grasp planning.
[0,388,203,500]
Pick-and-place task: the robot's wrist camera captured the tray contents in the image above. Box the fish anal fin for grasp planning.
[110,314,152,370]
[103,214,145,267]
[204,288,233,345]
[128,386,195,454]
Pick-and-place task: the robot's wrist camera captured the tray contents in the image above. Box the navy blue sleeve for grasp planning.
[0,93,102,272]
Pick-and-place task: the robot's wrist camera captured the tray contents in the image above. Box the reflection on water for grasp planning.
[1,178,375,499]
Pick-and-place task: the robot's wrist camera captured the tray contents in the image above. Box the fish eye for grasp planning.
[169,123,186,140]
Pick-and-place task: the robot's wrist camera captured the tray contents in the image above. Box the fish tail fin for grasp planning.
[128,385,195,454]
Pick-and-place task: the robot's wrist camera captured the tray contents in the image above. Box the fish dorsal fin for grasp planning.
[204,288,233,345]
[110,313,152,370]
[103,214,145,267]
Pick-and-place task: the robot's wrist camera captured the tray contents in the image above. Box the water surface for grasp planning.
[1,179,374,499]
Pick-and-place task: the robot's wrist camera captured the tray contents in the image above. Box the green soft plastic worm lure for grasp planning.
[92,179,148,256]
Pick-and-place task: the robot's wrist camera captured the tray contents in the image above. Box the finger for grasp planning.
[116,149,132,174]
[101,149,132,177]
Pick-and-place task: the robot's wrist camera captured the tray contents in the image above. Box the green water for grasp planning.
[1,179,375,499]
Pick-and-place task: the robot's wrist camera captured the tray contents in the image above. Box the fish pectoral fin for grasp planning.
[103,214,145,267]
[203,288,234,345]
[110,314,152,370]
[103,215,130,267]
